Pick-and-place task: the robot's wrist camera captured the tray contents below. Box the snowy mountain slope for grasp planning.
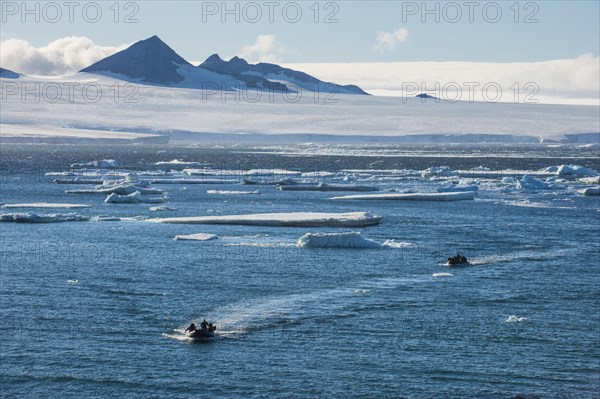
[200,55,368,95]
[1,74,598,143]
[80,36,192,85]
[0,67,20,79]
[78,35,368,94]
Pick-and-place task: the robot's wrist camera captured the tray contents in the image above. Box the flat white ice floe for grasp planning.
[207,190,261,195]
[437,185,478,193]
[1,203,91,209]
[0,212,89,223]
[277,183,378,192]
[149,178,233,184]
[149,206,177,211]
[155,159,202,168]
[66,183,163,195]
[174,233,219,241]
[331,191,476,201]
[151,212,381,227]
[297,232,383,248]
[104,191,167,203]
[71,159,119,169]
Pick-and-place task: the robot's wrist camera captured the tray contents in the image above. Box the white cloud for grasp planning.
[373,28,408,54]
[238,35,288,63]
[283,55,600,105]
[0,36,127,76]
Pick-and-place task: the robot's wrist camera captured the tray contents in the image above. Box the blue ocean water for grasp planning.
[0,144,599,399]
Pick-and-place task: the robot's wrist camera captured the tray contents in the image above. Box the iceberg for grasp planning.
[105,191,142,203]
[151,212,381,227]
[1,203,90,209]
[422,166,454,178]
[297,232,383,248]
[174,233,219,241]
[516,175,550,190]
[277,183,378,192]
[556,165,598,177]
[0,212,90,223]
[579,187,600,196]
[331,192,475,201]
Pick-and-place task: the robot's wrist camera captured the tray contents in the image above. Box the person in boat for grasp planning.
[208,323,217,333]
[200,319,209,331]
[185,323,196,333]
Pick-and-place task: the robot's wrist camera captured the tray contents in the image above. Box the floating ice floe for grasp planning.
[174,233,219,241]
[437,185,479,193]
[556,164,598,177]
[150,178,232,184]
[71,159,119,169]
[242,178,298,185]
[151,211,381,227]
[149,206,177,211]
[53,178,104,184]
[207,190,261,195]
[277,183,378,192]
[297,232,384,248]
[66,183,163,195]
[1,203,90,209]
[0,212,89,223]
[506,315,528,323]
[578,176,600,185]
[104,191,166,203]
[579,187,600,196]
[516,175,551,190]
[331,191,475,201]
[422,166,454,178]
[155,159,202,168]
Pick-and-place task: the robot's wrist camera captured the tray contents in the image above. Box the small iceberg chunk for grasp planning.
[506,315,528,323]
[579,187,600,196]
[556,164,598,177]
[104,192,166,204]
[149,206,177,212]
[516,175,550,190]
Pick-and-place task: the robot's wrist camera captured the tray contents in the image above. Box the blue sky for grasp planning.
[1,0,598,63]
